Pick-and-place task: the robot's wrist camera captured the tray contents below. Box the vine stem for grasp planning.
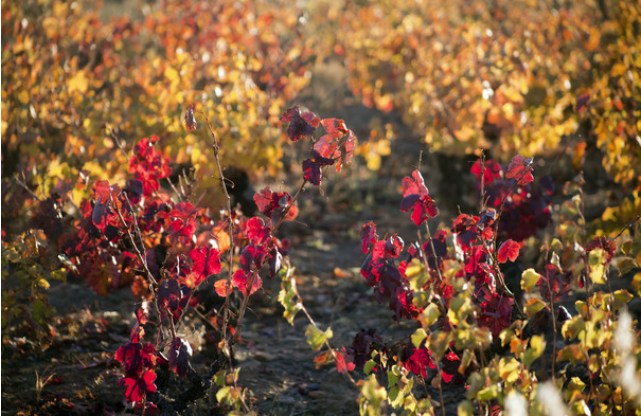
[545,266,557,380]
[198,110,235,344]
[113,195,164,338]
[196,109,251,413]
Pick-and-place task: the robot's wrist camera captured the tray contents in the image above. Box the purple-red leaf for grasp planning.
[281,106,320,142]
[302,151,335,186]
[168,337,193,377]
[400,170,438,226]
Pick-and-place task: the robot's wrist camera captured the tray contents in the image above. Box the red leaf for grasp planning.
[232,270,262,295]
[119,370,157,402]
[214,279,232,297]
[403,346,433,378]
[253,186,298,225]
[505,155,534,186]
[313,134,340,160]
[93,180,112,202]
[240,244,268,271]
[335,350,355,373]
[321,118,350,138]
[361,221,377,254]
[479,296,514,338]
[115,342,157,378]
[92,180,119,233]
[253,186,274,213]
[245,217,270,244]
[497,239,520,263]
[134,403,159,416]
[189,247,221,277]
[471,159,501,184]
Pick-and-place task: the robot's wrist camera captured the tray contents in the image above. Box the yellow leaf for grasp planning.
[588,248,606,284]
[499,357,520,383]
[18,90,29,104]
[165,66,179,81]
[68,71,88,94]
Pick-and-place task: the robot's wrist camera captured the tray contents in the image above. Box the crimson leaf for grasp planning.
[118,371,157,402]
[361,221,377,254]
[189,247,221,278]
[497,239,520,263]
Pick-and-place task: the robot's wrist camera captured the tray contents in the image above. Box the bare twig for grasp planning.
[197,110,235,343]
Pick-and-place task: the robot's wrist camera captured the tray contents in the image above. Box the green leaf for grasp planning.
[521,268,542,292]
[387,366,400,388]
[364,360,376,375]
[305,324,333,351]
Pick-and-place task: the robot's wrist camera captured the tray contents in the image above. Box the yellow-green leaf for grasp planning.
[521,268,542,292]
[411,328,427,349]
[305,324,333,351]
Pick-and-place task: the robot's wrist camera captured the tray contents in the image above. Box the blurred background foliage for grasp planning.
[308,0,640,187]
[2,0,639,230]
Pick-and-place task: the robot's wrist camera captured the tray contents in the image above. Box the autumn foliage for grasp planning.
[2,0,641,415]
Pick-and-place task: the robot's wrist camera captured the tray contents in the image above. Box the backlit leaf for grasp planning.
[305,324,333,351]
